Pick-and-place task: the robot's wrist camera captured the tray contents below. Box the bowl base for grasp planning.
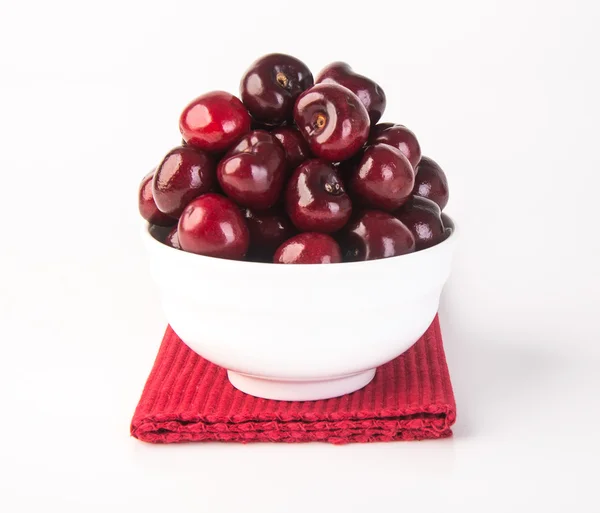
[227,368,376,401]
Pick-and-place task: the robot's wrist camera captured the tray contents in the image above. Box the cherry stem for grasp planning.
[324,182,343,195]
[276,72,289,88]
[313,113,327,130]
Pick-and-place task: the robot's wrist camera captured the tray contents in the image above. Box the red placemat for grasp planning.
[131,315,456,444]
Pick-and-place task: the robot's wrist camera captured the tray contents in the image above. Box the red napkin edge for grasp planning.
[131,315,456,444]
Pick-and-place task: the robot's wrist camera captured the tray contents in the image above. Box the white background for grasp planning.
[1,0,599,511]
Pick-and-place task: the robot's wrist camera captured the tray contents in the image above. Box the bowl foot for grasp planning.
[227,368,376,401]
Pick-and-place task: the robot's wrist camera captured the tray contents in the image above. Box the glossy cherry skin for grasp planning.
[244,207,296,261]
[138,171,177,226]
[178,193,249,259]
[349,144,415,212]
[152,145,216,217]
[285,159,352,233]
[413,156,449,210]
[293,83,370,161]
[369,124,421,168]
[316,62,386,125]
[271,126,312,169]
[338,210,415,261]
[165,226,181,249]
[274,233,342,264]
[179,91,251,152]
[217,130,286,210]
[240,53,313,126]
[393,196,445,250]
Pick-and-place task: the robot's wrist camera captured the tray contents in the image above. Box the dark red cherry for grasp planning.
[413,156,449,210]
[393,196,445,250]
[349,144,414,211]
[441,212,454,233]
[293,83,369,161]
[250,119,272,131]
[274,233,341,264]
[152,145,216,217]
[138,171,177,226]
[165,226,181,249]
[244,207,296,261]
[179,91,251,152]
[240,53,313,126]
[316,62,386,124]
[178,193,249,259]
[285,159,352,233]
[271,126,312,169]
[217,130,286,210]
[338,210,415,261]
[369,122,395,136]
[369,124,421,168]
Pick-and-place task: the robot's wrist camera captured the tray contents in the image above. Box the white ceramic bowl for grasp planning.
[142,216,457,401]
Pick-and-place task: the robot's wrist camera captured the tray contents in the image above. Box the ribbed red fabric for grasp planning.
[131,315,456,444]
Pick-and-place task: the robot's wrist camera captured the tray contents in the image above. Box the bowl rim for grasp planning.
[142,213,457,271]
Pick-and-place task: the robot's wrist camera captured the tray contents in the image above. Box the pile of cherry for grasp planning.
[138,53,450,264]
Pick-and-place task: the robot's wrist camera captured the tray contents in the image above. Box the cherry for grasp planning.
[349,144,414,212]
[165,226,181,249]
[240,53,313,126]
[413,156,449,210]
[217,130,286,210]
[274,233,341,264]
[293,83,369,161]
[250,119,272,131]
[316,62,386,125]
[152,145,216,217]
[369,124,421,168]
[179,91,251,152]
[244,207,296,261]
[393,196,445,250]
[369,122,395,135]
[285,159,352,233]
[138,171,177,226]
[271,126,312,169]
[338,210,415,261]
[178,193,249,259]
